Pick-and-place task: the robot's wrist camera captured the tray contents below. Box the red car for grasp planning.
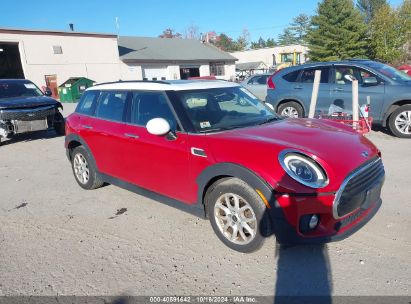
[65,80,385,253]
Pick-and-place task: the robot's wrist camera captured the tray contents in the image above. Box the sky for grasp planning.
[0,0,405,42]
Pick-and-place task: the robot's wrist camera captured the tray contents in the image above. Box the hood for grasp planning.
[206,118,380,193]
[0,96,60,110]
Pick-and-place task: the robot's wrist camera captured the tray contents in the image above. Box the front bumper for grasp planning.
[268,193,382,245]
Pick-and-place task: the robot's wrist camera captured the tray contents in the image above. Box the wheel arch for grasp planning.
[196,163,276,216]
[382,100,411,127]
[65,134,99,170]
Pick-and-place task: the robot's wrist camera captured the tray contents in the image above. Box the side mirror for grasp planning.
[363,77,378,86]
[146,118,171,136]
[44,88,52,97]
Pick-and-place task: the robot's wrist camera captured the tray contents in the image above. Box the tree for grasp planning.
[307,0,368,61]
[184,24,200,40]
[159,28,182,39]
[369,1,411,64]
[235,28,250,51]
[356,0,388,23]
[266,38,277,47]
[251,37,266,49]
[213,33,237,52]
[278,28,299,45]
[289,14,311,43]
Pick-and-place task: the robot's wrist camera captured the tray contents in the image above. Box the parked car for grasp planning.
[265,59,411,138]
[0,79,65,145]
[65,80,385,253]
[240,73,271,101]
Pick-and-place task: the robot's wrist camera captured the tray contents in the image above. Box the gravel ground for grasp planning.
[0,103,410,297]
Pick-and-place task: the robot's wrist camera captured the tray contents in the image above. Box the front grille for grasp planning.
[0,105,56,121]
[334,158,385,218]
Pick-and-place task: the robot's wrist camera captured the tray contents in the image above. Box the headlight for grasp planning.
[279,151,328,188]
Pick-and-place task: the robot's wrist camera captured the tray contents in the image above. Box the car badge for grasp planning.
[361,151,369,157]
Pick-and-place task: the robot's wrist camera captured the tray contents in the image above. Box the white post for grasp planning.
[308,70,321,118]
[352,80,359,129]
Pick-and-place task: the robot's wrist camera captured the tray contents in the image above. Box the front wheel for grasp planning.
[277,101,303,118]
[206,178,268,253]
[388,105,411,138]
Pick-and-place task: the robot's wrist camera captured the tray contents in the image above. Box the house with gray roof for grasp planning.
[118,36,237,81]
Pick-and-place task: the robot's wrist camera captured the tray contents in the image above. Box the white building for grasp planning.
[118,36,237,81]
[0,28,237,99]
[231,45,310,72]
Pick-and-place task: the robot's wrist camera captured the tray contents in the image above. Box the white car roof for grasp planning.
[88,80,240,91]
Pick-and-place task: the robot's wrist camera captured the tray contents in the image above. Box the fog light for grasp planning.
[309,214,319,229]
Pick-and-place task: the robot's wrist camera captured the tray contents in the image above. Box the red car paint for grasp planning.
[65,82,384,244]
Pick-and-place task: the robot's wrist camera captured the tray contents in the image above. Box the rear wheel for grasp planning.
[388,105,411,138]
[71,146,104,190]
[277,101,303,118]
[206,178,268,253]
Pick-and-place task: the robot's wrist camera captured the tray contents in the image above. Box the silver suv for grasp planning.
[265,60,411,138]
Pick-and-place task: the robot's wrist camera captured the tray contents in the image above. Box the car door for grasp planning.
[82,90,129,179]
[121,91,191,203]
[293,66,333,115]
[242,75,269,101]
[330,65,385,118]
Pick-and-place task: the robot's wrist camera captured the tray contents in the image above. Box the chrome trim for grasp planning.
[332,158,383,219]
[191,147,207,158]
[278,149,329,189]
[0,105,55,114]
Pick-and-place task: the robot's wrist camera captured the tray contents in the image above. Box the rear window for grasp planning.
[76,90,99,116]
[95,91,128,122]
[282,70,300,82]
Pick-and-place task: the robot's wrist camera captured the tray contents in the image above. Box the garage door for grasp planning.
[142,66,167,81]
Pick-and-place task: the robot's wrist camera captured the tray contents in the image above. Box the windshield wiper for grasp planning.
[199,124,247,133]
[257,117,278,125]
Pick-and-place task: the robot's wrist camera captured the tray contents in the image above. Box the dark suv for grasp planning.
[265,60,411,138]
[0,79,65,145]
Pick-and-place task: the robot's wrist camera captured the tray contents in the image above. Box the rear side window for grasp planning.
[76,90,99,116]
[300,67,330,83]
[130,91,177,130]
[95,91,128,122]
[248,75,269,85]
[282,70,300,82]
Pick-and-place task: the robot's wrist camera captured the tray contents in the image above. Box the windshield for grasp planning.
[175,86,279,133]
[0,82,44,99]
[362,61,411,82]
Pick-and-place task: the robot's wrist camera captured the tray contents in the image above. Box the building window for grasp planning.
[52,46,63,54]
[210,62,225,76]
[281,53,301,64]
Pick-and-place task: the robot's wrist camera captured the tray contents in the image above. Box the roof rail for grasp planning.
[93,80,171,87]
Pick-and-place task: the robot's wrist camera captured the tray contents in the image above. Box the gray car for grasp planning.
[241,73,271,101]
[265,59,411,138]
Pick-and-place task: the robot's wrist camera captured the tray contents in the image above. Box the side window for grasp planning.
[76,90,99,116]
[357,68,379,85]
[95,91,128,122]
[334,66,356,84]
[282,70,300,82]
[300,67,330,83]
[248,75,268,85]
[131,92,177,130]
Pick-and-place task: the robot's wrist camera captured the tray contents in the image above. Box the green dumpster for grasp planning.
[58,77,95,102]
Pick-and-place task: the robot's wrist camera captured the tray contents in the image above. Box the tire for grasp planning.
[277,101,304,118]
[53,111,65,136]
[71,146,104,190]
[205,178,269,253]
[388,105,411,138]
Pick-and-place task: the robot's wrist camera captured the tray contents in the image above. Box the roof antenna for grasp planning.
[69,23,74,31]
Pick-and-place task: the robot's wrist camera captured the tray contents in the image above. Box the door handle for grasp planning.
[124,133,139,139]
[82,125,93,129]
[333,88,344,92]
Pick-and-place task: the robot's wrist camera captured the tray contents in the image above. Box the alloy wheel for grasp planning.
[281,106,299,118]
[394,110,411,135]
[214,193,257,245]
[73,153,90,185]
